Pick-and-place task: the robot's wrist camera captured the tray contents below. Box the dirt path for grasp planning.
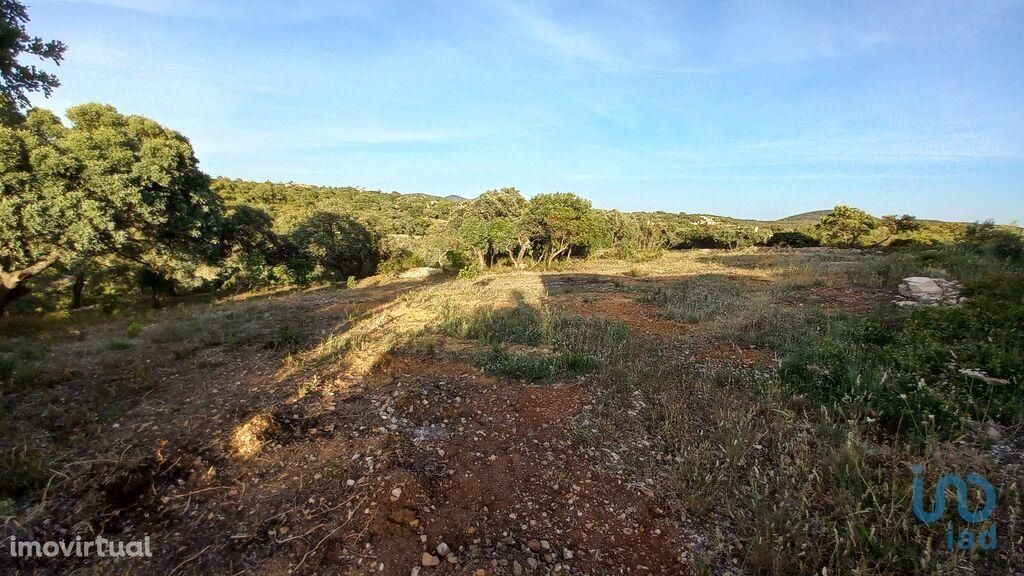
[2,276,694,575]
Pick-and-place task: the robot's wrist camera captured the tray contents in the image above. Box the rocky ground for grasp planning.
[7,249,1013,575]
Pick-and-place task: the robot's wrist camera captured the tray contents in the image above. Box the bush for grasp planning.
[764,230,820,248]
[456,263,482,280]
[377,248,424,275]
[965,221,1024,261]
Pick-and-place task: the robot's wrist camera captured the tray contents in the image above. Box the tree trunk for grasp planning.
[515,243,530,269]
[71,270,86,309]
[0,253,60,315]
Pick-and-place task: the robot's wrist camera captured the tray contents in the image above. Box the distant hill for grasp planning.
[779,210,832,223]
[443,194,471,203]
[760,209,833,229]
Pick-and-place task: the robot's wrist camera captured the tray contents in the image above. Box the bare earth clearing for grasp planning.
[1,249,1019,575]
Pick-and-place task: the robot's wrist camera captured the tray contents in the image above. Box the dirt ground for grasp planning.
[0,251,892,575]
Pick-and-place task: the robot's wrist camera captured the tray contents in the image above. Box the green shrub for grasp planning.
[125,321,143,337]
[456,263,482,280]
[378,248,424,275]
[764,230,820,248]
[781,274,1024,434]
[107,339,132,351]
[0,445,47,501]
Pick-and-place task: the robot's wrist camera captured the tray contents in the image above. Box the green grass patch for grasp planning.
[479,347,600,380]
[781,273,1024,435]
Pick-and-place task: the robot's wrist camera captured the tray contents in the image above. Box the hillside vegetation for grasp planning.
[3,105,1019,317]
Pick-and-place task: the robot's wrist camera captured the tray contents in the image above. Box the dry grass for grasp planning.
[1,248,1020,575]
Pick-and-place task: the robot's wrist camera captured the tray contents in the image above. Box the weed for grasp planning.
[107,339,133,351]
[271,324,304,352]
[0,445,47,501]
[645,277,744,323]
[478,347,600,380]
[125,321,143,337]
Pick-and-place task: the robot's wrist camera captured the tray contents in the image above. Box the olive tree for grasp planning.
[454,187,528,268]
[522,192,593,265]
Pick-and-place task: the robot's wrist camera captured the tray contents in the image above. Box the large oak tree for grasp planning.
[0,104,224,313]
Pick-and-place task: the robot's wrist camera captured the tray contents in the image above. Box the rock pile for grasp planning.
[895,277,963,306]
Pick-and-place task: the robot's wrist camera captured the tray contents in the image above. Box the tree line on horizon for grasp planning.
[3,102,1019,315]
[1,1,1021,315]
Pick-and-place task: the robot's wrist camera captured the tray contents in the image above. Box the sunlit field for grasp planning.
[2,247,1021,574]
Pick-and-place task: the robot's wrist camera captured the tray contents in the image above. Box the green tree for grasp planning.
[454,187,528,268]
[289,211,378,280]
[0,104,225,313]
[218,206,284,289]
[522,192,593,265]
[0,0,66,124]
[221,205,280,258]
[455,214,490,267]
[881,214,921,234]
[816,205,878,247]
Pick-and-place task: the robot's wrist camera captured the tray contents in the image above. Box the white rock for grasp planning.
[898,277,944,301]
[436,542,451,556]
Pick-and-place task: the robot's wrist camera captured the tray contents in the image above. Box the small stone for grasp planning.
[474,570,487,576]
[420,534,428,543]
[411,567,421,576]
[540,540,551,550]
[436,542,451,556]
[513,560,523,575]
[527,539,542,552]
[447,555,459,564]
[390,487,403,502]
[346,479,356,486]
[563,548,573,559]
[527,558,539,569]
[421,553,440,567]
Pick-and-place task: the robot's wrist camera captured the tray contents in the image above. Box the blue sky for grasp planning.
[25,0,1024,222]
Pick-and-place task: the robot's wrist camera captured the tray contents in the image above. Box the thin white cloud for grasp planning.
[491,0,715,75]
[44,0,382,24]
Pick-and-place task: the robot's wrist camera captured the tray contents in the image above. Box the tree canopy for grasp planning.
[816,205,878,247]
[0,103,224,311]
